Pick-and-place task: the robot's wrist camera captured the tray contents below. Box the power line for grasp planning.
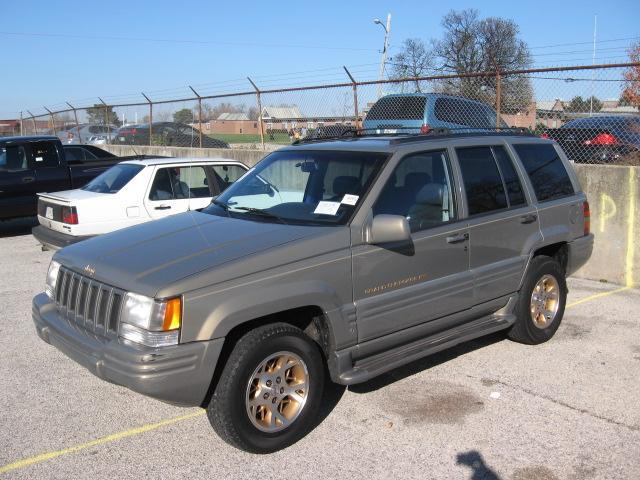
[0,30,376,52]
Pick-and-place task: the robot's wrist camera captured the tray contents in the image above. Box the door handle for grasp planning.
[22,176,35,183]
[520,214,537,224]
[155,204,171,210]
[446,232,469,244]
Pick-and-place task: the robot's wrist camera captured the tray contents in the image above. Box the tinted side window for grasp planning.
[0,145,28,171]
[513,144,574,202]
[434,98,494,129]
[492,146,526,207]
[373,150,456,232]
[64,147,84,162]
[31,141,60,168]
[457,147,507,215]
[366,96,426,121]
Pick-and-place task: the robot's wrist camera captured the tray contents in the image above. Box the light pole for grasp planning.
[374,14,391,99]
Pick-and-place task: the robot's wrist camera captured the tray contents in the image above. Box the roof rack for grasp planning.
[291,126,535,145]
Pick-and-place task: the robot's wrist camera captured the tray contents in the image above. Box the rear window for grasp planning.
[81,164,144,194]
[366,96,426,121]
[513,144,574,202]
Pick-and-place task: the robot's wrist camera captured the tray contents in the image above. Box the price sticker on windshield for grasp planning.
[45,206,54,219]
[341,194,359,206]
[314,201,341,216]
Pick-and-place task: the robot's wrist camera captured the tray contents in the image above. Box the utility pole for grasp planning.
[590,15,597,116]
[374,13,391,99]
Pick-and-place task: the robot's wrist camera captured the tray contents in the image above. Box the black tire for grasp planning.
[207,323,325,453]
[508,255,567,345]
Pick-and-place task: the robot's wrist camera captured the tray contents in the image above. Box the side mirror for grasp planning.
[368,214,411,245]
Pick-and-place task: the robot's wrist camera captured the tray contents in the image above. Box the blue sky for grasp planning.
[1,0,638,118]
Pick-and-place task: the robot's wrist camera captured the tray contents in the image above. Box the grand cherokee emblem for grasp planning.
[83,264,96,277]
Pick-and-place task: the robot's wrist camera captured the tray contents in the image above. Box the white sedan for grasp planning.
[32,157,248,250]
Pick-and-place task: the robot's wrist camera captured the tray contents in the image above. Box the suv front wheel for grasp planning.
[207,323,325,453]
[508,255,567,345]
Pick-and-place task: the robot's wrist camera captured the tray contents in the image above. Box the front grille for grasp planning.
[54,266,125,339]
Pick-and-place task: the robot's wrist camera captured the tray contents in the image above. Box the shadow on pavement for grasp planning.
[348,332,505,394]
[0,217,38,238]
[457,450,502,479]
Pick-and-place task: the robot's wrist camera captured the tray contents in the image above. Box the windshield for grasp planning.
[81,163,144,194]
[202,150,388,225]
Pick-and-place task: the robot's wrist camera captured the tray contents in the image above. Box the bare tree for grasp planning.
[391,38,435,92]
[434,9,533,112]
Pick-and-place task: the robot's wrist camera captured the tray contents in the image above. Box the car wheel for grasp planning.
[508,255,567,345]
[207,323,325,453]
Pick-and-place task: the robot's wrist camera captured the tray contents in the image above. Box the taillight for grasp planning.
[540,132,549,139]
[62,206,78,225]
[420,124,431,134]
[583,201,590,236]
[584,133,617,145]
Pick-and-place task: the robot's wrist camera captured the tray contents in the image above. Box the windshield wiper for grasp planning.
[211,199,231,217]
[232,206,288,225]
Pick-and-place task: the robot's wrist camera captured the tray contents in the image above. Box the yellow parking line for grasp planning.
[1,283,636,475]
[566,285,631,309]
[0,410,205,475]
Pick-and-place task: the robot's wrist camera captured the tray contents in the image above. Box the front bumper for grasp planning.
[32,225,93,251]
[32,293,223,406]
[566,233,594,276]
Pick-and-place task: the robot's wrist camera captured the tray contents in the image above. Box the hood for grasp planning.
[39,189,108,204]
[55,212,324,297]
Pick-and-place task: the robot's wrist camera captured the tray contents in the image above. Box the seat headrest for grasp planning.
[415,183,444,206]
[333,176,359,197]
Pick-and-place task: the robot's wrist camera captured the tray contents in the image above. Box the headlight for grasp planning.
[45,260,61,299]
[119,293,181,347]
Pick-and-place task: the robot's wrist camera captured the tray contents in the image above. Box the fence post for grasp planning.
[142,93,153,145]
[27,110,38,134]
[44,107,57,135]
[189,86,203,149]
[19,111,23,136]
[66,102,82,144]
[247,77,265,151]
[98,97,111,141]
[343,66,360,130]
[495,69,502,129]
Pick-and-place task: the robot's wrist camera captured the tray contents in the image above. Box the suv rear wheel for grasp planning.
[508,255,567,344]
[207,323,325,453]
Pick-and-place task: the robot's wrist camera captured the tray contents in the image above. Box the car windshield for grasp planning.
[202,150,388,225]
[81,163,144,194]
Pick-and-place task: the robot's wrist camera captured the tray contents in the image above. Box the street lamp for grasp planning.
[373,14,391,99]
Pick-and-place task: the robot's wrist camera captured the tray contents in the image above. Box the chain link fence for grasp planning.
[12,63,640,164]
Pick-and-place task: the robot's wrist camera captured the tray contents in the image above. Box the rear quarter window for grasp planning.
[513,144,574,202]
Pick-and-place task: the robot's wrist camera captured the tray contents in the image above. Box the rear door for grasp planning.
[30,141,70,194]
[0,143,36,218]
[454,145,541,304]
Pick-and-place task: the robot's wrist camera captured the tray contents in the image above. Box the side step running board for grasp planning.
[337,314,515,385]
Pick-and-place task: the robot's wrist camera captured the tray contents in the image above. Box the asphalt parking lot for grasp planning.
[1,218,639,480]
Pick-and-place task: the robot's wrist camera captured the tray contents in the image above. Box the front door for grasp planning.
[353,149,472,343]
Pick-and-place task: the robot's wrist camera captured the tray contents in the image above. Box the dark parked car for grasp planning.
[543,115,640,163]
[115,122,229,149]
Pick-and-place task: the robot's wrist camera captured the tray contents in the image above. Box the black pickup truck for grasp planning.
[0,136,121,221]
